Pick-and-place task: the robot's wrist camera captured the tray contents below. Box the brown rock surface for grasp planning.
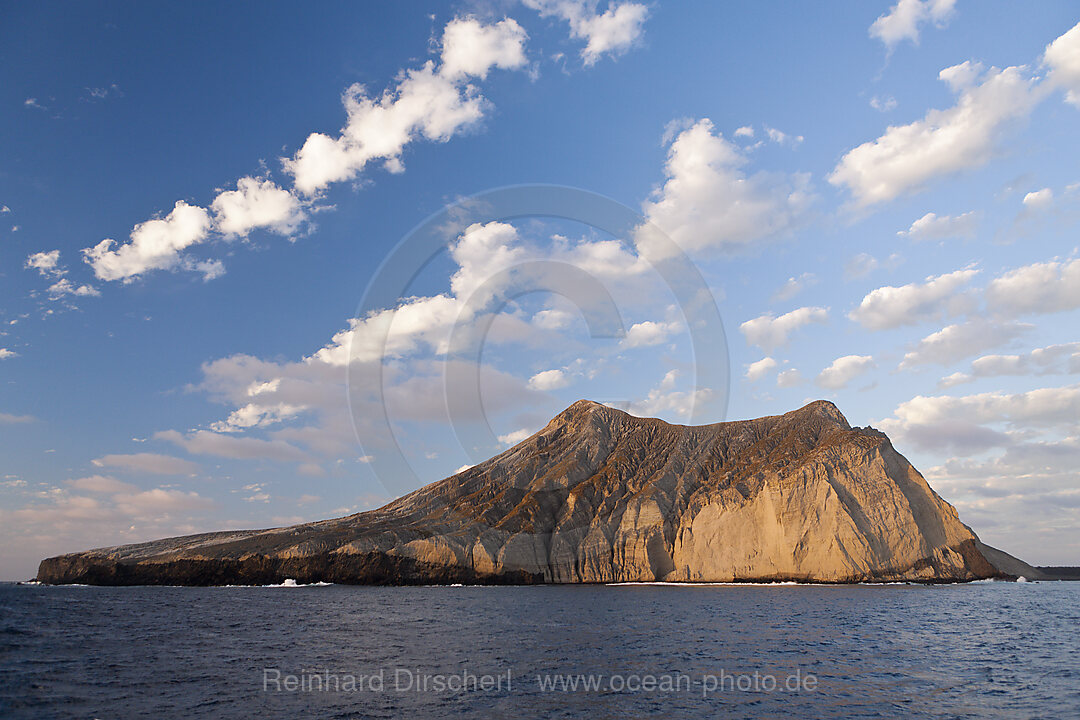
[37,400,1037,585]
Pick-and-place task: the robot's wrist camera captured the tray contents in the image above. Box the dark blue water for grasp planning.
[1,581,1077,719]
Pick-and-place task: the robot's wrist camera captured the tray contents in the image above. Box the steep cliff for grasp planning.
[38,400,1034,585]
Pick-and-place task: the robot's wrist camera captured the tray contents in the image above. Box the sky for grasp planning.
[2,1,1079,579]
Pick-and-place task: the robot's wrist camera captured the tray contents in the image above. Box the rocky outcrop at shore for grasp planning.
[38,400,1040,585]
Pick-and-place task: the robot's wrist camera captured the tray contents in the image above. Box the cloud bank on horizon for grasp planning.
[2,1,1080,578]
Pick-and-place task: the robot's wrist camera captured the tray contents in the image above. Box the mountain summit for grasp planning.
[37,400,1038,585]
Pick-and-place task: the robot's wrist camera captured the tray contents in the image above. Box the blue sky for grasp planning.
[2,1,1079,579]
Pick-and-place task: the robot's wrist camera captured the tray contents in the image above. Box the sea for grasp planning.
[0,580,1077,719]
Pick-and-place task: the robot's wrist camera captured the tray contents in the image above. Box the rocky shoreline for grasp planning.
[38,400,1042,586]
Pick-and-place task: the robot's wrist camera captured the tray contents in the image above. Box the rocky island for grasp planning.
[37,400,1041,585]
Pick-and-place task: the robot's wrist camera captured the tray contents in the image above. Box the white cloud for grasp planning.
[528,368,570,391]
[80,17,530,285]
[745,357,778,382]
[941,343,1080,388]
[1021,187,1053,211]
[497,428,532,446]
[879,384,1080,454]
[284,64,489,195]
[0,410,34,422]
[771,272,816,302]
[869,0,956,50]
[67,475,138,494]
[1044,21,1080,107]
[830,61,1043,207]
[112,488,213,514]
[816,355,875,390]
[986,257,1080,315]
[532,308,575,330]
[776,368,804,388]
[764,126,803,146]
[739,306,829,351]
[83,200,213,282]
[210,402,305,433]
[524,0,648,65]
[639,119,813,256]
[211,177,306,238]
[25,250,61,276]
[439,17,529,80]
[156,429,309,462]
[733,125,754,138]
[628,370,711,420]
[25,250,100,300]
[870,95,898,112]
[844,252,879,279]
[0,349,17,360]
[937,371,972,389]
[91,453,201,475]
[285,17,528,196]
[848,268,978,330]
[899,211,978,240]
[621,320,680,348]
[46,278,100,299]
[899,319,1030,369]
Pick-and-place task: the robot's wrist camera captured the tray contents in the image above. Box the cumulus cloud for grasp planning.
[986,257,1080,315]
[25,250,100,300]
[532,308,575,330]
[524,0,648,65]
[440,17,529,80]
[1044,21,1080,107]
[628,370,711,420]
[899,211,978,240]
[0,349,17,360]
[848,268,978,330]
[83,201,213,282]
[285,18,528,196]
[776,368,804,388]
[210,402,305,433]
[497,428,532,446]
[91,453,201,475]
[938,343,1080,388]
[745,357,778,382]
[816,355,875,390]
[528,368,570,391]
[830,61,1044,207]
[899,319,1030,369]
[1021,187,1053,212]
[879,384,1080,455]
[739,307,829,352]
[621,320,680,348]
[869,0,956,50]
[25,250,61,276]
[211,177,306,238]
[639,119,813,256]
[4,485,213,565]
[83,17,529,284]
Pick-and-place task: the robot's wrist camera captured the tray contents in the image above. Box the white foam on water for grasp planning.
[263,579,332,588]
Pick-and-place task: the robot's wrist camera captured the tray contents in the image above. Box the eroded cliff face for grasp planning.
[38,400,1029,585]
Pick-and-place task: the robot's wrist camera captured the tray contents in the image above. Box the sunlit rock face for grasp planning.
[38,400,1037,586]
